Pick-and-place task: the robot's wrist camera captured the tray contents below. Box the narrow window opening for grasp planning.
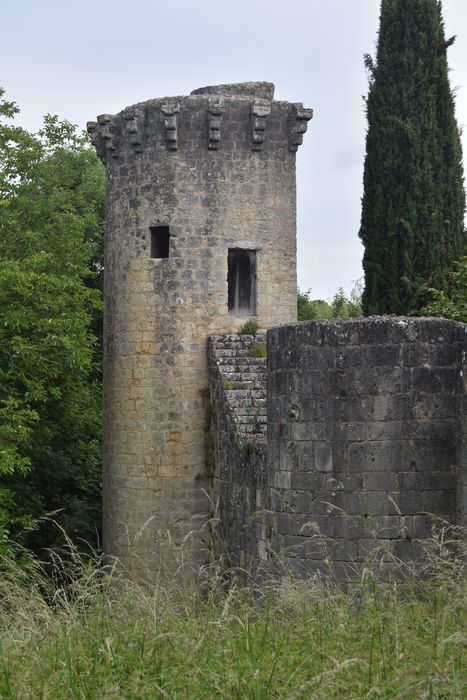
[228,249,256,315]
[150,226,170,258]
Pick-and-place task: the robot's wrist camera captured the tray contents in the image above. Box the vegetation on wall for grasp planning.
[0,88,105,553]
[359,0,466,315]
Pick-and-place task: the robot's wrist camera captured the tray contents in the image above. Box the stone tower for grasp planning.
[88,82,312,582]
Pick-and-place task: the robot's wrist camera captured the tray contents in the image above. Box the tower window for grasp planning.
[228,249,256,315]
[150,226,170,258]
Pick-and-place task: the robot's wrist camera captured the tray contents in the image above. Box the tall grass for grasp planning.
[0,527,465,699]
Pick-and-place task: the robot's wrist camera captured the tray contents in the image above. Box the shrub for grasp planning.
[250,343,267,358]
[238,319,258,335]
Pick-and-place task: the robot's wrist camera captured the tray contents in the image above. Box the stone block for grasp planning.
[347,440,410,472]
[354,366,408,395]
[344,491,400,516]
[278,557,330,578]
[362,472,397,491]
[357,538,391,561]
[333,516,368,539]
[297,441,314,471]
[399,491,424,514]
[331,396,373,422]
[412,514,434,539]
[273,471,292,489]
[398,470,455,491]
[327,472,363,491]
[291,471,325,490]
[299,398,327,422]
[410,367,455,394]
[390,539,423,561]
[279,535,328,560]
[366,515,403,538]
[366,421,403,441]
[371,394,412,421]
[314,442,333,472]
[412,439,457,469]
[423,490,456,515]
[332,540,358,561]
[332,422,367,441]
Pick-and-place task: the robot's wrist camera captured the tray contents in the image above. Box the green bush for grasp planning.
[250,343,267,358]
[239,319,259,335]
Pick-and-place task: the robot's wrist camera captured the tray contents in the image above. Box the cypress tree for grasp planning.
[359,0,466,315]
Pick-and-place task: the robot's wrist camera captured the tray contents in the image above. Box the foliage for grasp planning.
[297,289,332,320]
[239,319,259,335]
[0,530,465,698]
[330,284,363,318]
[0,88,105,552]
[420,255,467,322]
[250,342,267,358]
[297,282,362,321]
[359,0,466,315]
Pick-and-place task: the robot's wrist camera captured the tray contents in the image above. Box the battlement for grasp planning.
[87,82,313,163]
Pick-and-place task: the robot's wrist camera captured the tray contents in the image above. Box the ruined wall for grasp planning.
[88,83,312,581]
[458,337,467,526]
[208,333,267,571]
[266,318,466,580]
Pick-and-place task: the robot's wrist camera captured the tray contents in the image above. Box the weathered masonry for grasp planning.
[209,318,466,580]
[88,82,313,581]
[90,82,466,584]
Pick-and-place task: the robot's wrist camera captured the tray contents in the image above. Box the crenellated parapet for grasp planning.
[87,82,313,163]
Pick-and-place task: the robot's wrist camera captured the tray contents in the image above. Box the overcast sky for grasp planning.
[1,0,466,299]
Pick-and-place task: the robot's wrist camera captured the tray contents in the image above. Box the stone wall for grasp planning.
[266,317,466,580]
[458,337,467,526]
[89,82,312,581]
[208,333,267,570]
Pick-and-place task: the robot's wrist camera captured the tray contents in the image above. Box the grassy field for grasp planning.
[0,531,465,699]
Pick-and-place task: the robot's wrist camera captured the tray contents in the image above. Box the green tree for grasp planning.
[297,281,362,321]
[330,284,363,318]
[0,89,105,552]
[421,255,467,322]
[359,0,466,315]
[297,289,333,320]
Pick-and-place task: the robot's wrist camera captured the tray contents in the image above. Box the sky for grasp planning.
[1,0,466,299]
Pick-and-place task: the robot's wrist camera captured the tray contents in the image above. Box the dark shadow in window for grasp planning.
[228,249,256,315]
[150,226,170,258]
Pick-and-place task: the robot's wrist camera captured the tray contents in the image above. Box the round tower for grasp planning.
[87,82,312,582]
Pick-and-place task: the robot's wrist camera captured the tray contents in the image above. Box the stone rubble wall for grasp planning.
[208,333,268,570]
[266,317,466,581]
